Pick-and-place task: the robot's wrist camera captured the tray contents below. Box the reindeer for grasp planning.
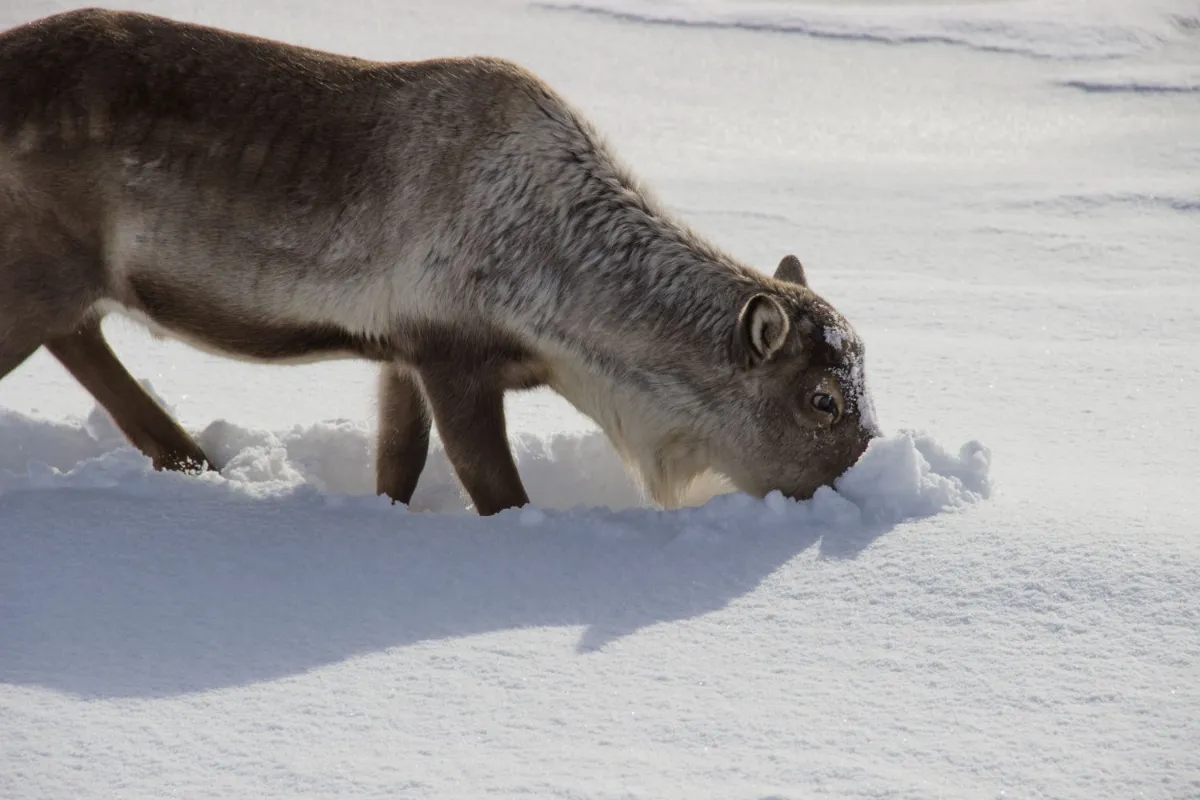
[0,9,878,515]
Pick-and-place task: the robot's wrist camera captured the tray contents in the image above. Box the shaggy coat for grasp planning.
[0,9,878,514]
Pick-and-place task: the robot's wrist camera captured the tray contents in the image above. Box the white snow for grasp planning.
[1055,63,1200,94]
[538,0,1200,60]
[2,0,1199,798]
[0,404,990,519]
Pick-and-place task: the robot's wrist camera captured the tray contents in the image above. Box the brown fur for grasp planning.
[0,9,878,515]
[0,8,553,513]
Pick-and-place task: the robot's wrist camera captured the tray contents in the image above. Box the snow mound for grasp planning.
[836,432,992,523]
[0,396,990,529]
[538,0,1199,61]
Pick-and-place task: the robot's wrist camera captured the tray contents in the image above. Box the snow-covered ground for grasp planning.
[2,1,1198,797]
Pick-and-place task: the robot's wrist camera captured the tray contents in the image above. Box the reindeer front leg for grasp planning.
[418,367,529,516]
[375,365,432,506]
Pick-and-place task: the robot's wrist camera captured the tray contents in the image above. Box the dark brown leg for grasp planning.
[419,368,528,516]
[375,364,431,505]
[45,322,211,472]
[0,224,90,381]
[0,338,40,381]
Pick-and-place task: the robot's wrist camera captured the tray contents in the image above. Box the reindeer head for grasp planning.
[712,255,880,502]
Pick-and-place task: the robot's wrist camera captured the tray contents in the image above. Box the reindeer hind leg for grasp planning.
[0,232,89,380]
[45,322,211,472]
[0,336,41,382]
[0,190,210,471]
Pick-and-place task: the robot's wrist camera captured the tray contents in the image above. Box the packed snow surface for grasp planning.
[540,0,1200,61]
[2,0,1198,798]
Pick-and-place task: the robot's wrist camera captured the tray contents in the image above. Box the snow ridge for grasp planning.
[537,0,1200,61]
[0,394,990,525]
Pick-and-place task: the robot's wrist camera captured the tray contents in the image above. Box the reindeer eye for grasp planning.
[810,392,838,417]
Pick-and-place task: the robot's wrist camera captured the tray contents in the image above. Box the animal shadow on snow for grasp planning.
[0,438,894,699]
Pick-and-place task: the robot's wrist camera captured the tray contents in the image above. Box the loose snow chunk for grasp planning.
[835,431,993,524]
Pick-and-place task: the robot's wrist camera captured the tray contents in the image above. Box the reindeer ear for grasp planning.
[737,294,790,366]
[774,254,807,286]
